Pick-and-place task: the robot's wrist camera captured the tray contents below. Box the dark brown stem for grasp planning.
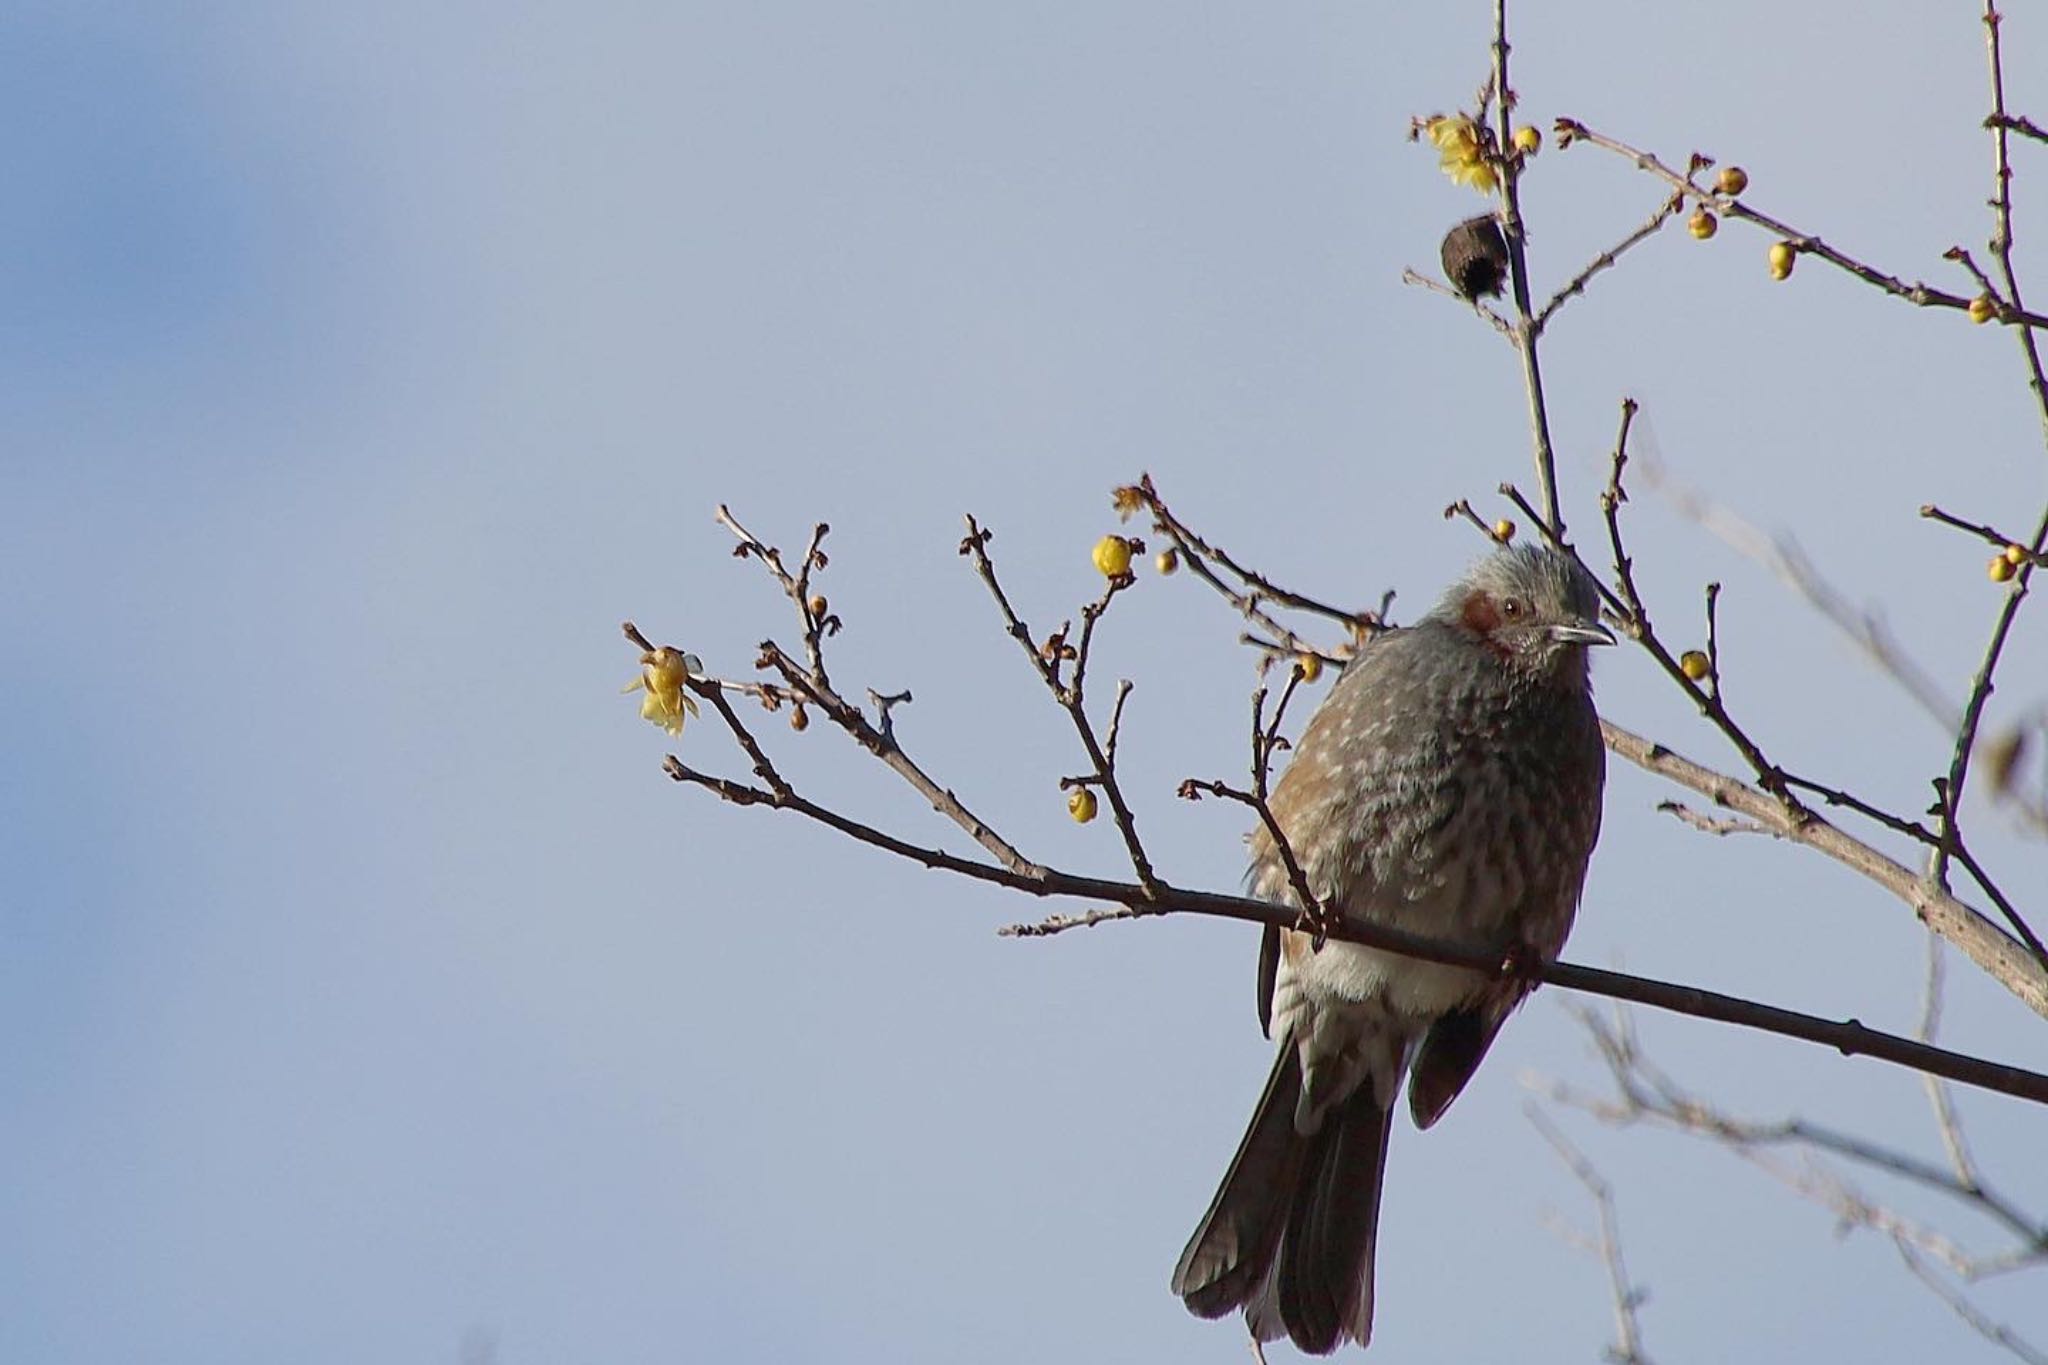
[1492,0,1563,537]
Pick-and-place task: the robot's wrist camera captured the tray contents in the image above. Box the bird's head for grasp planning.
[1438,543,1614,683]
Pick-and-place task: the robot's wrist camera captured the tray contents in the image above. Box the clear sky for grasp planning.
[4,2,2044,1361]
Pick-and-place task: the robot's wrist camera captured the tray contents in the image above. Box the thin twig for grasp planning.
[1919,934,1983,1197]
[1527,1108,1654,1365]
[1104,679,1134,769]
[1131,475,1388,647]
[1987,112,2048,145]
[1553,119,2048,330]
[1982,2,2048,430]
[1637,465,1958,725]
[1543,1007,2048,1259]
[1598,439,1800,806]
[1897,1241,2048,1365]
[1602,719,2048,1020]
[1492,0,1563,536]
[1534,194,1684,333]
[959,516,1161,895]
[1928,21,2048,913]
[1923,504,2046,564]
[1657,800,1775,839]
[1400,267,1518,339]
[1181,680,1330,937]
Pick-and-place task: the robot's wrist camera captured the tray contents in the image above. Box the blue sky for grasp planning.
[4,2,2045,1361]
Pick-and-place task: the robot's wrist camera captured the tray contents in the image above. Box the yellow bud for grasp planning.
[1155,548,1179,576]
[1715,166,1749,196]
[1989,554,2016,583]
[1295,653,1323,684]
[1768,241,1795,280]
[1679,650,1711,681]
[1969,294,1997,325]
[789,705,810,732]
[2005,543,2028,566]
[1492,519,1516,543]
[1067,788,1099,823]
[807,595,828,619]
[1092,534,1134,577]
[1688,210,1718,241]
[1512,125,1542,156]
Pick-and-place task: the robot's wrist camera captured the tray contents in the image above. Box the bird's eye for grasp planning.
[1500,597,1525,618]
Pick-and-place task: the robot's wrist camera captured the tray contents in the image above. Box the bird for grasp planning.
[1171,543,1612,1354]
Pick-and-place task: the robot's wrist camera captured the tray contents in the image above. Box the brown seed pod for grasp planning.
[1440,214,1509,301]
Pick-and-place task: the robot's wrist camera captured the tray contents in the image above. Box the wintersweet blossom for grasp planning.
[623,646,701,737]
[1425,115,1498,194]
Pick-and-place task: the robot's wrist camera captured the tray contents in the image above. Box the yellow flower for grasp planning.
[1155,548,1179,576]
[1427,115,1478,154]
[1093,534,1134,578]
[1426,115,1498,195]
[1068,788,1100,823]
[1768,241,1795,281]
[1969,294,1997,325]
[623,646,701,737]
[1295,653,1323,684]
[1679,650,1711,681]
[1989,554,2015,583]
[1715,166,1749,196]
[1492,519,1516,543]
[1688,210,1718,240]
[1512,125,1542,156]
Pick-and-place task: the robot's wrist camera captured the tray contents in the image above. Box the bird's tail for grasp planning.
[1172,1039,1396,1354]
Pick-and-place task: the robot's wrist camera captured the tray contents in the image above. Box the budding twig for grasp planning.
[1551,118,2048,330]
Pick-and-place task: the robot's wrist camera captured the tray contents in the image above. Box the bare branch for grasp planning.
[1401,266,1518,339]
[959,516,1161,894]
[1601,719,2048,1020]
[1897,1240,2048,1365]
[1657,800,1775,839]
[1491,0,1563,535]
[1131,475,1389,649]
[1919,935,1983,1197]
[1527,1108,1654,1365]
[1545,1008,2048,1261]
[1552,118,2048,330]
[1538,1007,2048,1359]
[1987,111,2048,145]
[1534,193,1684,333]
[1923,504,2047,564]
[1637,463,1957,725]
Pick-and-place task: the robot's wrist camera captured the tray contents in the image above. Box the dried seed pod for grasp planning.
[1440,214,1508,301]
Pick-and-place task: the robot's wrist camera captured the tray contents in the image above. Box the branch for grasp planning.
[1538,1007,2048,1359]
[1128,475,1389,652]
[1401,266,1519,340]
[1527,1108,1655,1365]
[1491,0,1564,536]
[1636,461,1959,726]
[1987,111,2048,146]
[1533,193,1684,333]
[1602,720,2048,1019]
[958,517,1162,894]
[1553,118,2048,331]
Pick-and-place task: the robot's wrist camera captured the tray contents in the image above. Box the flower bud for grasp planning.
[1093,535,1134,577]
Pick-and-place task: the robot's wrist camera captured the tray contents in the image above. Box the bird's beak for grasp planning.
[1550,619,1617,647]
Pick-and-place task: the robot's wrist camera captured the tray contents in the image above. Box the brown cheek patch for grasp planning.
[1459,589,1515,662]
[1459,589,1501,636]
